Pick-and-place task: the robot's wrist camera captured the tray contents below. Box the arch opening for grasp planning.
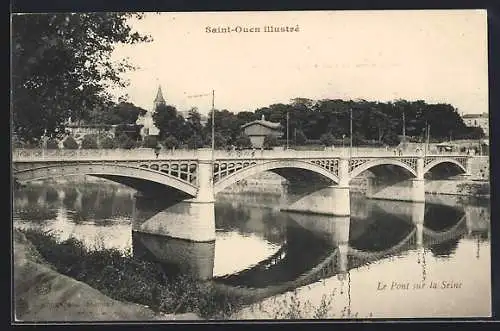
[214,160,339,196]
[424,161,467,180]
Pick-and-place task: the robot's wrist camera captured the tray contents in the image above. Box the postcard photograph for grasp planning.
[11,10,491,322]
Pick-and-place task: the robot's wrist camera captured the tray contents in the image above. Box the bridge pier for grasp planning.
[365,177,425,203]
[364,157,425,203]
[281,158,351,216]
[132,231,215,280]
[132,155,216,242]
[412,202,425,247]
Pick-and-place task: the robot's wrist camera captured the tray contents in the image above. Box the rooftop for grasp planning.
[154,85,166,104]
[241,115,282,130]
[462,113,488,119]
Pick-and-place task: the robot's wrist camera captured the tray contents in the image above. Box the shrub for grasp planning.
[63,136,79,149]
[263,134,279,149]
[100,136,116,149]
[185,134,205,149]
[319,133,335,147]
[163,135,179,149]
[115,133,135,149]
[294,129,307,145]
[234,134,252,149]
[142,135,158,148]
[46,138,60,149]
[81,134,99,149]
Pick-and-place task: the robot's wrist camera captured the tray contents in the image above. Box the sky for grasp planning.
[110,10,488,116]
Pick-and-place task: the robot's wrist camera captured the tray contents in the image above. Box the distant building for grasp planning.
[136,85,163,140]
[179,110,209,126]
[241,115,283,148]
[64,121,115,144]
[462,113,489,137]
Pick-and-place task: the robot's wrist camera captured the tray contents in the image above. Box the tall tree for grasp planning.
[152,104,186,140]
[12,13,151,143]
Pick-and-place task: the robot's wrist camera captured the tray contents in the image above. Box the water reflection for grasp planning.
[12,183,491,318]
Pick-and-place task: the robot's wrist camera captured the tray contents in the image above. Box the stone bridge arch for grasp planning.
[423,158,468,177]
[349,158,418,182]
[14,163,198,197]
[213,160,340,195]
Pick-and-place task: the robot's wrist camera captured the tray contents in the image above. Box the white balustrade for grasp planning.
[12,147,469,162]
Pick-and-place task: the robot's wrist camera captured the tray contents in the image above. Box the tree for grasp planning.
[100,136,116,149]
[163,135,179,149]
[186,107,203,137]
[46,138,60,149]
[63,136,79,149]
[12,13,151,143]
[234,134,252,149]
[81,134,99,149]
[152,104,186,140]
[185,134,205,149]
[142,135,158,148]
[115,133,135,149]
[93,101,146,125]
[294,129,307,145]
[263,135,279,149]
[320,133,335,147]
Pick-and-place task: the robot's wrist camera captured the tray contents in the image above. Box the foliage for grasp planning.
[142,135,158,148]
[92,101,146,125]
[12,13,151,143]
[115,133,135,149]
[263,134,279,149]
[294,129,307,145]
[185,134,205,149]
[80,134,99,149]
[152,104,186,140]
[20,228,245,319]
[163,135,179,149]
[234,134,252,149]
[63,136,79,149]
[319,133,335,147]
[204,132,228,149]
[99,136,116,149]
[45,138,60,149]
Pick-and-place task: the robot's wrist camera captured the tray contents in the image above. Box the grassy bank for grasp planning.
[19,228,245,320]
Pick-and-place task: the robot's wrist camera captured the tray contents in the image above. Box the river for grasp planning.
[12,179,491,319]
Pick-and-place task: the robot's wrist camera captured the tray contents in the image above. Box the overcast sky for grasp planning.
[110,10,488,116]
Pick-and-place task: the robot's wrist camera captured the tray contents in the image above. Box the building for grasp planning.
[136,85,163,140]
[179,110,209,126]
[462,113,489,137]
[241,115,283,148]
[65,124,115,144]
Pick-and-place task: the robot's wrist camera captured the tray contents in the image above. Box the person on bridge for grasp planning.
[154,144,161,158]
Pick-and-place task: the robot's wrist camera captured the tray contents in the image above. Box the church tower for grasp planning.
[136,85,162,140]
[153,85,166,110]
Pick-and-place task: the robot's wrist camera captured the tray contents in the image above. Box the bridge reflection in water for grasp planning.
[131,197,487,307]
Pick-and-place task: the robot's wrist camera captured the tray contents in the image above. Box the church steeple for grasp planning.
[154,85,166,107]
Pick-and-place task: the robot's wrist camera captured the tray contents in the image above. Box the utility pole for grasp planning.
[186,90,215,161]
[286,111,289,150]
[211,90,215,161]
[426,122,430,156]
[349,108,353,158]
[402,110,406,145]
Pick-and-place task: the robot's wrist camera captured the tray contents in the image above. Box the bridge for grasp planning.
[12,148,471,242]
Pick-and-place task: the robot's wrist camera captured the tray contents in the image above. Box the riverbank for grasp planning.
[13,228,210,321]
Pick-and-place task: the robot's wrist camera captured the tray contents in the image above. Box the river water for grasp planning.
[13,179,491,319]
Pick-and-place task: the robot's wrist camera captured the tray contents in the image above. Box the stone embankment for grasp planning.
[13,229,200,322]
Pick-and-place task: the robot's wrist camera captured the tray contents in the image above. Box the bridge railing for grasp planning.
[12,148,200,162]
[12,147,469,162]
